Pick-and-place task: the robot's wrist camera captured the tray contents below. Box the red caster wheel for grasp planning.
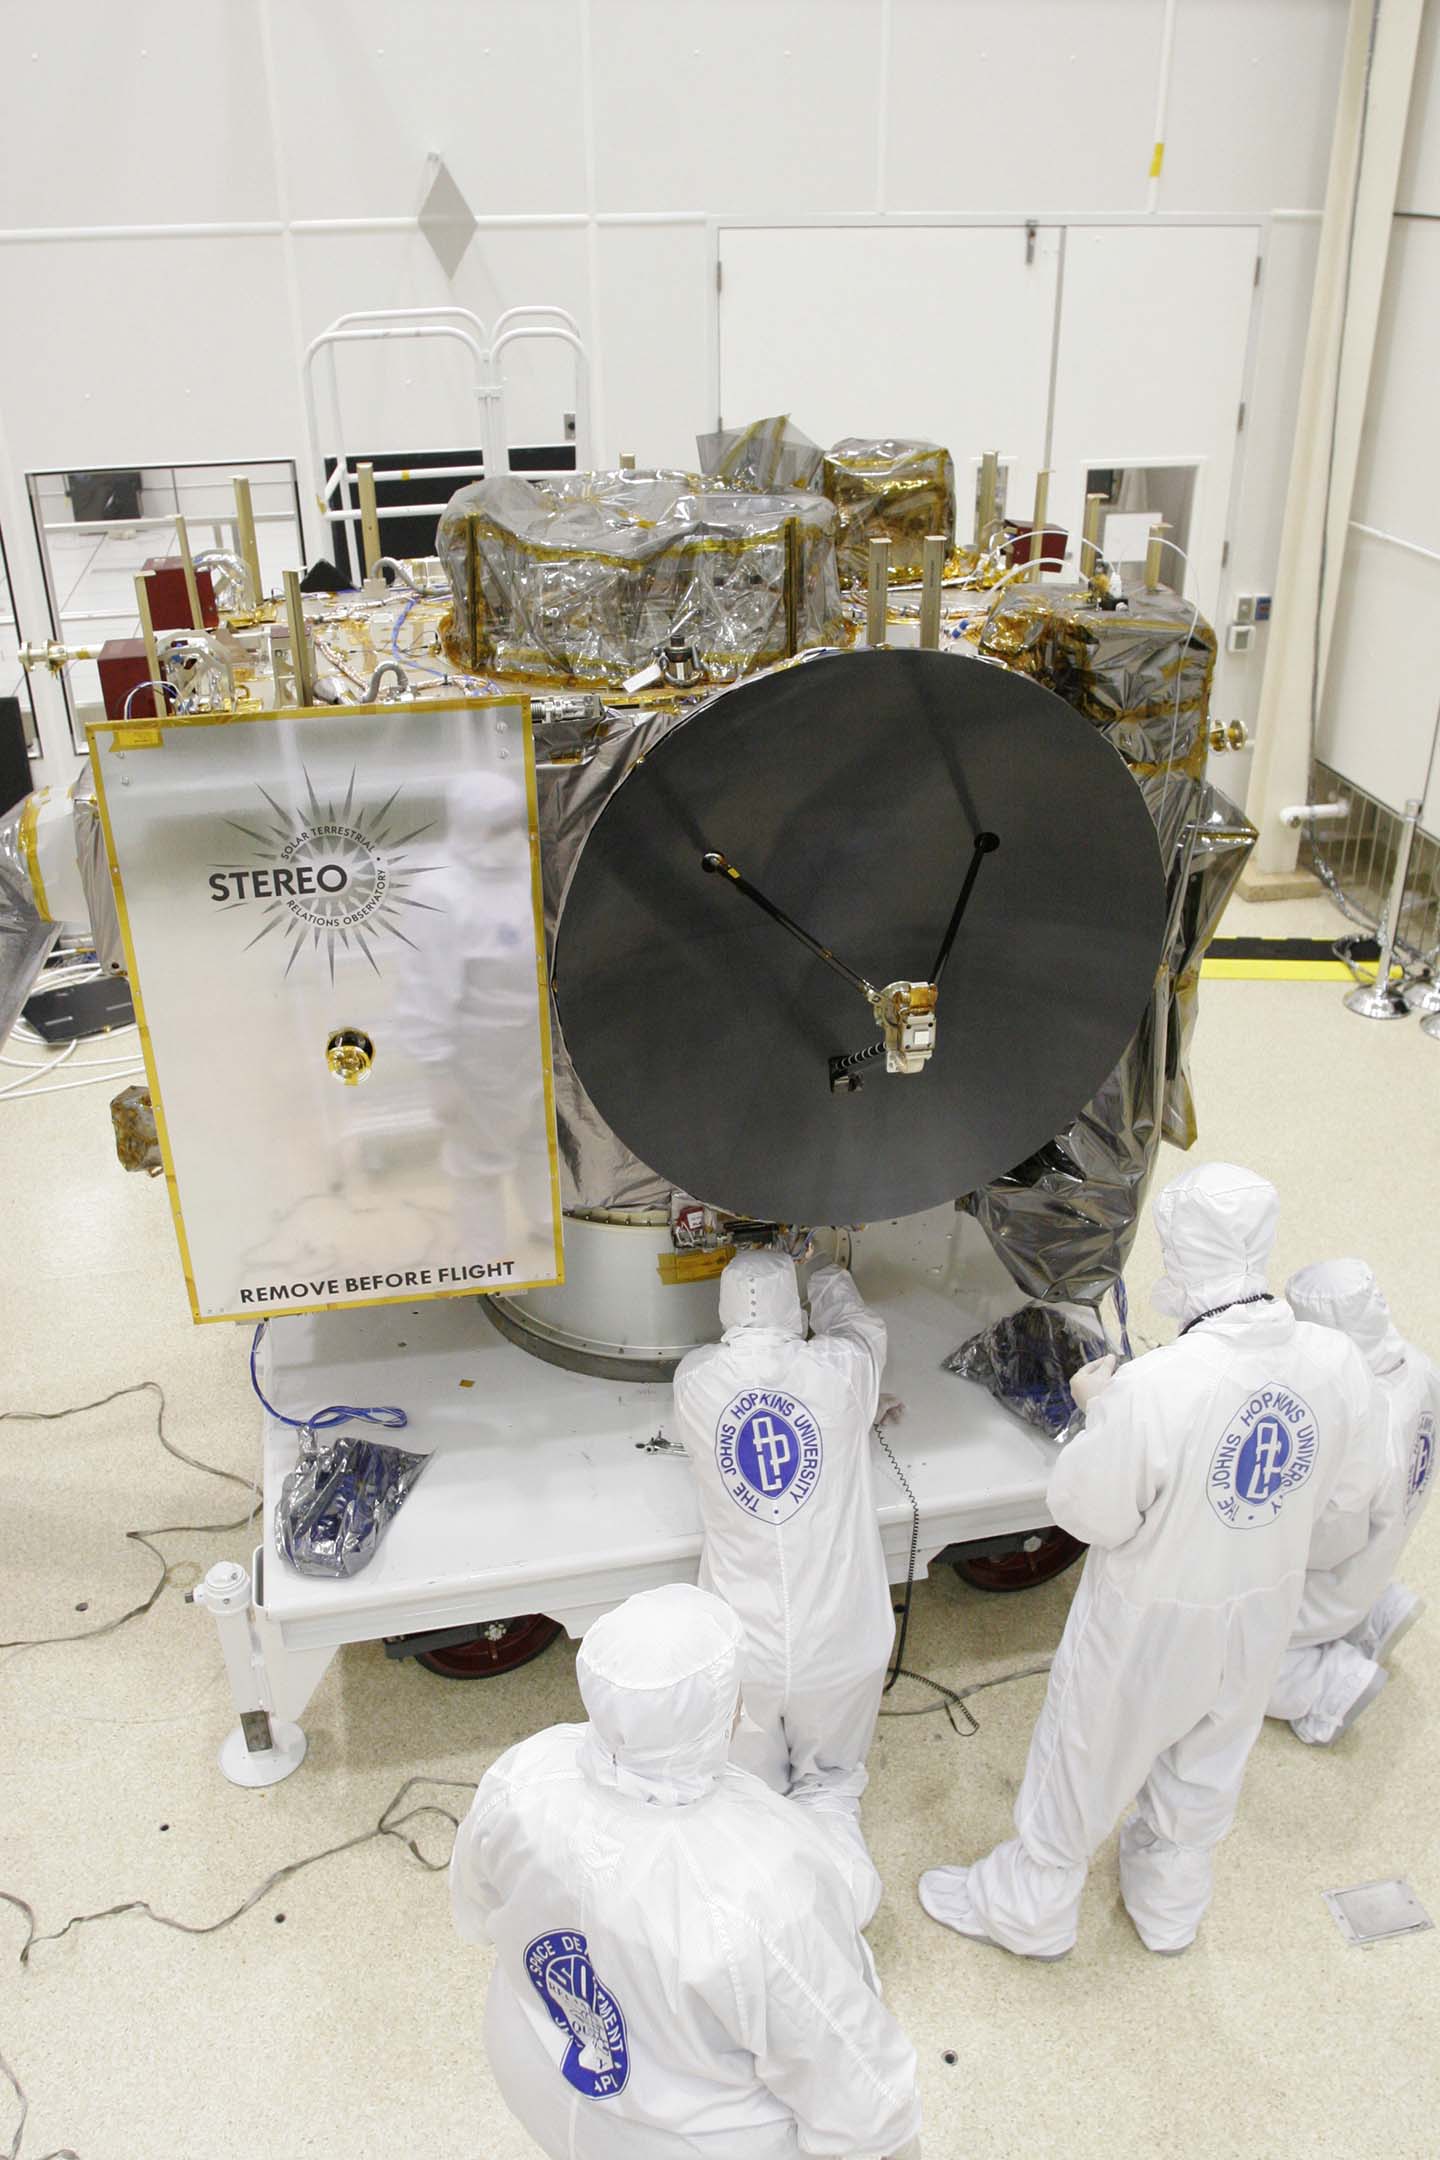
[952,1528,1086,1592]
[413,1614,563,1677]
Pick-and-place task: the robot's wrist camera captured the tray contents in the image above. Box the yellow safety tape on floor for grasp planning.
[1200,959,1404,982]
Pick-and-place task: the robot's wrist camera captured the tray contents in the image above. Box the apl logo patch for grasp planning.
[715,1390,823,1523]
[1407,1413,1435,1516]
[205,766,440,981]
[1208,1386,1318,1528]
[525,1931,630,2100]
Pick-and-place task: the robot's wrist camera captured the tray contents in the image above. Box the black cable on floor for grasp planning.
[870,1422,1051,1738]
[1,1774,473,1968]
[0,1775,475,2160]
[0,1382,259,1653]
[0,2040,79,2160]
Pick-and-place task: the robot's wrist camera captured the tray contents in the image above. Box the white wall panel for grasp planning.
[590,0,883,214]
[1397,0,1440,213]
[1162,0,1347,215]
[1351,221,1440,550]
[268,0,587,220]
[718,225,1060,506]
[1321,529,1440,818]
[0,4,278,228]
[1049,223,1261,616]
[595,223,711,469]
[1210,218,1322,772]
[0,238,302,473]
[887,0,1161,214]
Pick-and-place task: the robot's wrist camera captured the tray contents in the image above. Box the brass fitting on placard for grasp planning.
[325,1028,375,1085]
[1208,720,1249,753]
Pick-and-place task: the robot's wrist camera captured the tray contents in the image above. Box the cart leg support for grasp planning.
[194,1554,336,1789]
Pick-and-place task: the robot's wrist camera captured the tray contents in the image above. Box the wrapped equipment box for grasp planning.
[438,472,842,690]
[696,415,823,493]
[822,438,956,585]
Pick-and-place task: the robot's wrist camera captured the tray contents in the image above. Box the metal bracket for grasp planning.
[239,1708,275,1754]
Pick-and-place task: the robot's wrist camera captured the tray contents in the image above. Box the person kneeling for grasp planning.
[1266,1259,1435,1745]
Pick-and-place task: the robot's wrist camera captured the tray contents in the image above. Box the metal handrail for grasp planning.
[303,307,595,557]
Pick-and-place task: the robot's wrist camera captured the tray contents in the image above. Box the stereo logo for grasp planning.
[207,767,440,978]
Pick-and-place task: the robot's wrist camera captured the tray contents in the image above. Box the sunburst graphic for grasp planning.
[209,764,443,982]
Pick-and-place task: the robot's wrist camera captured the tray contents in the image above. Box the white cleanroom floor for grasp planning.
[2,888,1437,2158]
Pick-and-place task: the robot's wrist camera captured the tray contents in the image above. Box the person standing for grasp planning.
[673,1250,895,1917]
[920,1162,1385,1959]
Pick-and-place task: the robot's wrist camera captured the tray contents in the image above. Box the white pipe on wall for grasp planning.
[1146,0,1179,215]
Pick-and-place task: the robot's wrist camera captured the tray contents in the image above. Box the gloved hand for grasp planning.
[1069,1353,1118,1411]
[876,1393,906,1429]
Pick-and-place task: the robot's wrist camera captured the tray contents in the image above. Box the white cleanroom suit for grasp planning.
[673,1254,895,1913]
[449,1582,922,2160]
[1266,1258,1436,1743]
[920,1162,1384,1958]
[390,769,550,1269]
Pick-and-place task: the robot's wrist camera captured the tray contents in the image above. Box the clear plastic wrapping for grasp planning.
[0,794,38,910]
[696,415,823,493]
[536,699,688,1210]
[438,472,841,689]
[72,788,125,973]
[821,438,957,585]
[275,1429,431,1579]
[963,775,1254,1308]
[981,585,1216,777]
[944,1304,1109,1439]
[0,857,55,1046]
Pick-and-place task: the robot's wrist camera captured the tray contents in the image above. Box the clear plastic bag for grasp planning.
[944,1304,1110,1439]
[275,1429,431,1579]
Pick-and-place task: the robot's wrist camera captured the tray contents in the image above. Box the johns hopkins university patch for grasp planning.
[1207,1386,1318,1528]
[715,1390,823,1523]
[525,1931,630,2099]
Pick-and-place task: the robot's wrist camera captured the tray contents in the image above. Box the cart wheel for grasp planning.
[415,1615,562,1678]
[953,1529,1086,1593]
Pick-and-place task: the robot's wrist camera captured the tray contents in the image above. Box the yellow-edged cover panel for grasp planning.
[90,698,563,1322]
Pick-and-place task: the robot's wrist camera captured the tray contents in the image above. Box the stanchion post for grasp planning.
[1345,797,1421,1020]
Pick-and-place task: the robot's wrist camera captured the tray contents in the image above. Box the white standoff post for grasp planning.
[194,1559,308,1789]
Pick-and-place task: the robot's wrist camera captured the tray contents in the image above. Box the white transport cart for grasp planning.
[198,1207,1058,1784]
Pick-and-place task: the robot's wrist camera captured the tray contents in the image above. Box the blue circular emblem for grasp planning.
[715,1391,823,1523]
[1207,1387,1318,1528]
[525,1931,629,2100]
[1408,1414,1435,1515]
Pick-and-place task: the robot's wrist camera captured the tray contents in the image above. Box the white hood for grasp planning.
[1286,1257,1407,1376]
[577,1583,742,1807]
[1151,1161,1280,1325]
[719,1249,805,1342]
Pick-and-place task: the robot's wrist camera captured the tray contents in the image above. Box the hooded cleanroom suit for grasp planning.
[1266,1258,1437,1742]
[672,1255,894,1907]
[920,1163,1385,1959]
[449,1583,922,2160]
